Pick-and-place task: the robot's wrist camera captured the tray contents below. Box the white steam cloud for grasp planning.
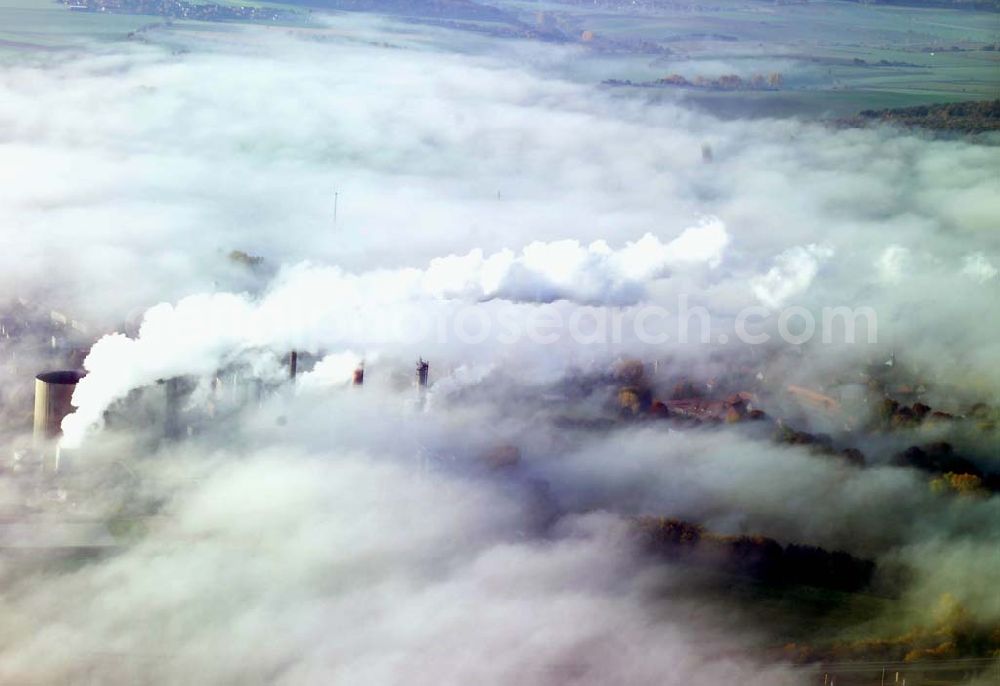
[62,219,731,446]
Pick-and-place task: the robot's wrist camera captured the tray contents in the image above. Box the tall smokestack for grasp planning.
[33,370,85,446]
[416,358,429,388]
[289,351,298,380]
[159,377,186,440]
[353,363,364,386]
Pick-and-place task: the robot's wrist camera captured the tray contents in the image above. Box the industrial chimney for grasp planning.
[353,363,365,386]
[33,370,85,445]
[289,351,298,380]
[416,358,429,388]
[158,377,187,440]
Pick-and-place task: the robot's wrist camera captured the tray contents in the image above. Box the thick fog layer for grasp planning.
[1,391,809,685]
[0,14,998,686]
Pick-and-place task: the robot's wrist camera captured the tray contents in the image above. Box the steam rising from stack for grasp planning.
[58,221,738,447]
